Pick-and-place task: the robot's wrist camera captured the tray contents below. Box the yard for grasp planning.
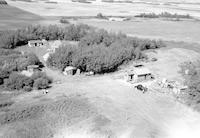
[1,40,200,138]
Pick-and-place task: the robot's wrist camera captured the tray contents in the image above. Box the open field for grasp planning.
[75,18,200,44]
[0,5,43,30]
[6,0,200,17]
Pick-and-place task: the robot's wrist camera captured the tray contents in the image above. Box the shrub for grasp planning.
[33,78,50,90]
[96,13,107,19]
[135,12,192,19]
[60,18,70,24]
[4,72,33,91]
[31,71,52,83]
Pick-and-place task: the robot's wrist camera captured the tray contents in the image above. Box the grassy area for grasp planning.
[76,19,200,44]
[0,5,43,30]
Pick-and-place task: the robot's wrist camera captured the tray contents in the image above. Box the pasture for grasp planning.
[6,0,200,17]
[0,5,42,30]
[75,18,200,44]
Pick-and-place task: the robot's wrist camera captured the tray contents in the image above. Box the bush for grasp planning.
[33,78,50,90]
[135,12,192,19]
[4,72,33,91]
[60,18,70,24]
[31,71,52,83]
[96,13,107,19]
[3,71,52,91]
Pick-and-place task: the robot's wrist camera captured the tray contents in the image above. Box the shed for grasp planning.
[127,67,152,83]
[63,66,77,75]
[28,39,47,47]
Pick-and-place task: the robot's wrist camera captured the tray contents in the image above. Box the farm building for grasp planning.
[108,17,128,21]
[127,66,153,83]
[63,66,77,75]
[28,39,47,47]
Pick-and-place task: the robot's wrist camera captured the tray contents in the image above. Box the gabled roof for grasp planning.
[28,40,43,43]
[64,66,76,71]
[128,67,151,75]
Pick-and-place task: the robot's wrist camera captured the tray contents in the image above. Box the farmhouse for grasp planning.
[127,66,152,83]
[63,66,77,75]
[28,39,47,47]
[108,17,128,21]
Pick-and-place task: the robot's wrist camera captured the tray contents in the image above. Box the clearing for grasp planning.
[1,44,200,137]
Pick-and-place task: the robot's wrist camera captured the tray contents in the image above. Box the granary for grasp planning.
[63,66,77,75]
[127,66,152,83]
[28,39,47,47]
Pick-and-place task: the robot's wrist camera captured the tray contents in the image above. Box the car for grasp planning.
[134,84,148,93]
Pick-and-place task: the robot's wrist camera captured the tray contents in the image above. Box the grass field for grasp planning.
[0,5,43,30]
[75,18,200,44]
[6,0,200,17]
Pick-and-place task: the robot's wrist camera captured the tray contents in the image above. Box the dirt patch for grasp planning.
[0,95,97,138]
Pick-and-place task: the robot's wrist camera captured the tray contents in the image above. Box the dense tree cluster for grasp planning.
[4,72,52,91]
[179,61,200,107]
[135,12,192,19]
[0,49,51,91]
[47,29,165,73]
[0,24,93,49]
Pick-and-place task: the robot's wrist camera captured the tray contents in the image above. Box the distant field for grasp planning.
[75,18,200,44]
[0,5,43,30]
[6,0,200,17]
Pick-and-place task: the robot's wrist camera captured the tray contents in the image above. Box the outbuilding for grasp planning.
[63,66,77,75]
[28,39,47,47]
[127,67,152,83]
